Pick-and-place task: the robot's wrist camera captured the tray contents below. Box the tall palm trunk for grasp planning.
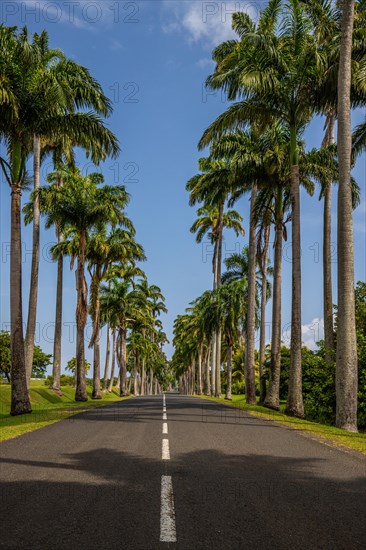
[322,114,336,366]
[211,335,216,396]
[50,175,64,395]
[286,128,304,418]
[140,331,146,396]
[336,0,358,432]
[245,186,258,405]
[264,202,283,410]
[141,359,146,396]
[51,245,63,395]
[191,359,196,394]
[133,352,139,396]
[90,266,102,399]
[119,328,128,396]
[115,366,121,390]
[108,328,117,392]
[10,182,32,416]
[92,329,101,399]
[211,234,220,397]
[91,269,102,400]
[25,135,41,387]
[204,345,211,395]
[225,340,233,400]
[149,367,154,395]
[75,230,88,402]
[197,341,203,395]
[215,202,224,397]
[102,325,111,391]
[259,224,270,402]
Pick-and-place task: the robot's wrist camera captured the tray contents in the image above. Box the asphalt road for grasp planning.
[0,394,365,550]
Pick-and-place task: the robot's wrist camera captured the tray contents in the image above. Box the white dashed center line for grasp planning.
[160,475,177,542]
[162,422,168,434]
[162,438,170,460]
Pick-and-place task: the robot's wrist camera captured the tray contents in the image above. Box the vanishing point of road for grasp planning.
[0,394,365,549]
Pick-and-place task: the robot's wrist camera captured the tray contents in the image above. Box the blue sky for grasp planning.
[0,0,365,372]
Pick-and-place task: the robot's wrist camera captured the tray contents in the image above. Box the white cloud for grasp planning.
[161,1,256,46]
[301,318,324,350]
[280,317,324,350]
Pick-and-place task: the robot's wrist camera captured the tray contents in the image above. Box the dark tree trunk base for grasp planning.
[285,406,304,418]
[50,386,63,397]
[75,393,88,402]
[10,402,32,416]
[336,422,358,433]
[92,393,102,400]
[263,403,280,412]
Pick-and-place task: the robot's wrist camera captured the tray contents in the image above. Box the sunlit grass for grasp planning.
[199,394,366,455]
[0,381,129,442]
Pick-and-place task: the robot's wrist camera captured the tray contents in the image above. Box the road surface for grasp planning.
[0,394,365,549]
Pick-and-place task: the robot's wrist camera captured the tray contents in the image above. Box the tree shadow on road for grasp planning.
[0,442,365,550]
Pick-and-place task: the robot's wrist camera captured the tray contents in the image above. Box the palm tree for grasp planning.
[2,27,119,386]
[209,129,274,405]
[336,0,358,432]
[190,202,244,396]
[302,0,365,369]
[252,125,336,409]
[101,280,136,396]
[0,27,33,415]
[0,26,120,411]
[199,0,322,416]
[187,292,213,395]
[87,227,144,399]
[134,280,167,396]
[216,281,246,400]
[221,247,263,334]
[257,222,271,401]
[41,168,130,401]
[172,313,198,395]
[187,154,246,397]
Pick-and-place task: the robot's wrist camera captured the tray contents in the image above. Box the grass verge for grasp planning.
[0,382,130,442]
[198,394,366,455]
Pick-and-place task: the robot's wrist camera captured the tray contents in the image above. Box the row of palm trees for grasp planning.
[0,25,168,415]
[172,0,366,432]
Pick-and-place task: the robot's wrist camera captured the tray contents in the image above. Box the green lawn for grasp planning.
[0,381,129,442]
[199,394,366,455]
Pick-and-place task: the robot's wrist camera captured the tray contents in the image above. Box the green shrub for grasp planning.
[231,381,245,395]
[45,374,75,387]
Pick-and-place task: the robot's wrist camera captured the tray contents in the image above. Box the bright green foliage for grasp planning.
[31,347,52,378]
[66,357,91,375]
[44,374,75,387]
[0,331,11,382]
[267,283,366,428]
[355,282,366,427]
[0,331,51,381]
